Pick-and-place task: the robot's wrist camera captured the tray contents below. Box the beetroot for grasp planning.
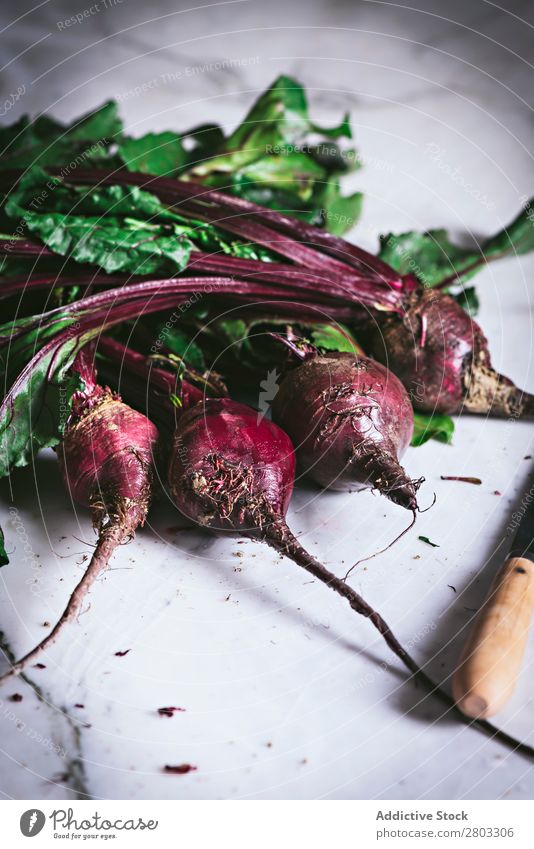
[167,397,420,648]
[271,352,421,511]
[167,397,422,671]
[168,399,294,537]
[366,288,534,417]
[0,347,159,681]
[167,398,426,665]
[165,396,534,758]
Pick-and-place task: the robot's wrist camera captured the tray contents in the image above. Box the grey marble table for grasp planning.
[0,0,533,800]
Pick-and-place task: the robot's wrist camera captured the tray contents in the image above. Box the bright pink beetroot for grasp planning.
[0,347,159,681]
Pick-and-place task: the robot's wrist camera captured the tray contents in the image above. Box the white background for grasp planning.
[0,0,533,801]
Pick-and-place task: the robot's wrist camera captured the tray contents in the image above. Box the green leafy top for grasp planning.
[2,166,275,274]
[378,202,534,290]
[305,322,364,355]
[157,325,207,372]
[0,101,121,171]
[411,412,455,447]
[1,79,361,234]
[0,525,8,567]
[175,315,365,375]
[118,76,362,234]
[0,323,85,480]
[378,229,476,288]
[117,131,187,177]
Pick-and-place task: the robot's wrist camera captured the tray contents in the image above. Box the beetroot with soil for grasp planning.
[168,398,295,538]
[0,347,159,681]
[165,394,534,758]
[166,397,425,665]
[366,288,534,418]
[272,352,421,511]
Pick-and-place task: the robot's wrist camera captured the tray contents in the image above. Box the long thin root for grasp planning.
[0,520,130,683]
[261,517,534,761]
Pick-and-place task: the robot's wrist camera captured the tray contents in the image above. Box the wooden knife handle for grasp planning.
[452,556,534,718]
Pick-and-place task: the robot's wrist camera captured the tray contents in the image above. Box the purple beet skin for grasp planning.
[0,346,159,683]
[369,288,534,417]
[272,352,420,511]
[168,398,295,534]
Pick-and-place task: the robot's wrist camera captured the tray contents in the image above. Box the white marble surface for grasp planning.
[1,0,534,800]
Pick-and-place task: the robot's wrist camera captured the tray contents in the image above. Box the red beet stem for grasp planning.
[40,168,399,281]
[1,258,397,314]
[97,336,224,410]
[187,252,401,309]
[0,224,404,314]
[1,168,405,294]
[97,337,183,397]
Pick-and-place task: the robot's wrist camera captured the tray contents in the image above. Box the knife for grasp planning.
[452,480,534,719]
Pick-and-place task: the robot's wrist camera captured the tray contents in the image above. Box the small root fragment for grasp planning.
[343,509,417,580]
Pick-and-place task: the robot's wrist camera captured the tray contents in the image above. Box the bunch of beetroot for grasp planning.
[2,166,532,422]
[3,332,528,757]
[1,332,420,684]
[1,159,533,759]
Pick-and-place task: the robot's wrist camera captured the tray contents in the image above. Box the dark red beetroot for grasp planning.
[168,399,295,539]
[271,352,421,511]
[167,397,428,667]
[0,347,159,681]
[167,397,425,675]
[367,288,534,417]
[168,397,426,657]
[166,396,534,759]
